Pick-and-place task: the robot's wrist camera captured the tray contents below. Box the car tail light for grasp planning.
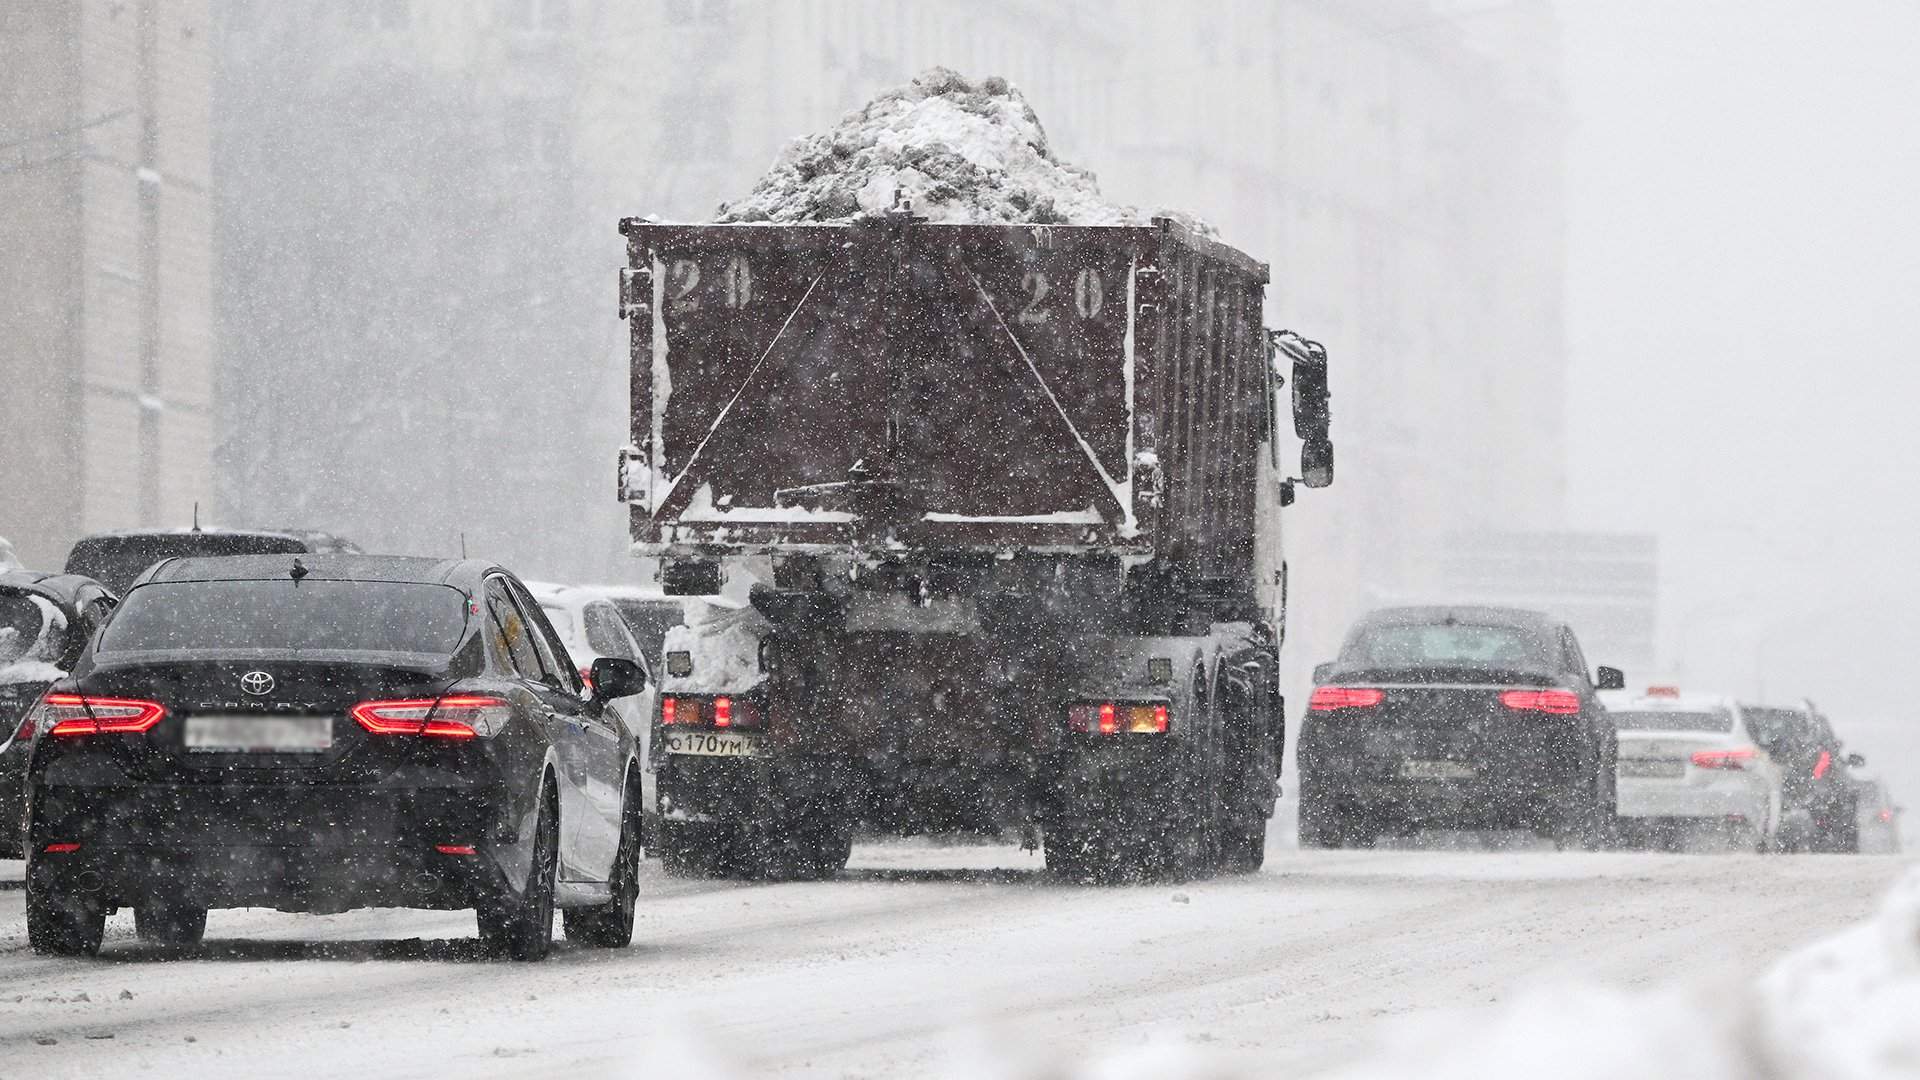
[1500,689,1581,716]
[1691,747,1757,770]
[350,695,510,739]
[578,667,594,692]
[35,694,168,737]
[660,695,762,729]
[1812,749,1831,779]
[435,844,477,856]
[1066,702,1169,734]
[42,842,82,854]
[1880,808,1896,823]
[1309,687,1384,711]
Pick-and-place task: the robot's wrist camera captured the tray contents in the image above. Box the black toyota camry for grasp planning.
[1298,606,1624,849]
[21,554,648,960]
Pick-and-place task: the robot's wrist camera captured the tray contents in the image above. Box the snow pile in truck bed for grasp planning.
[716,67,1214,234]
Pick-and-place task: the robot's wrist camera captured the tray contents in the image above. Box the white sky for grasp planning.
[1558,0,1920,794]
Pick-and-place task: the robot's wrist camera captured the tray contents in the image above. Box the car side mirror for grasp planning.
[1595,666,1625,691]
[1312,661,1334,684]
[1846,752,1866,768]
[590,656,647,701]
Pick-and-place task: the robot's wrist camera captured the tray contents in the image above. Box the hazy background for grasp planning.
[2,0,1913,834]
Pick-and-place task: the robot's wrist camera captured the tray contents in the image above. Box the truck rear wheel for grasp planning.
[1220,817,1267,872]
[744,816,853,882]
[656,819,740,879]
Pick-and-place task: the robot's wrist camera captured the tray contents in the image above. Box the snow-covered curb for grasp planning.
[1326,865,1920,1079]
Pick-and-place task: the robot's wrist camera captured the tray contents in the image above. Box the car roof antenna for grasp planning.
[192,501,201,533]
[460,532,468,559]
[290,557,309,584]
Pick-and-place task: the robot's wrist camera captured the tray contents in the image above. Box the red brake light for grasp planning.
[1067,702,1170,734]
[1500,689,1581,716]
[662,696,680,725]
[1880,808,1896,823]
[1691,747,1757,770]
[350,695,507,738]
[714,696,733,728]
[42,842,82,854]
[1309,687,1384,711]
[578,667,594,692]
[1812,749,1831,779]
[434,844,477,856]
[38,694,168,737]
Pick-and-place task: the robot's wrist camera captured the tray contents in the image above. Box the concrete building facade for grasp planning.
[0,0,214,571]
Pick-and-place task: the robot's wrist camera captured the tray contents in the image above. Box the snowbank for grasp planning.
[1324,866,1920,1080]
[0,535,20,571]
[660,598,770,695]
[717,67,1213,234]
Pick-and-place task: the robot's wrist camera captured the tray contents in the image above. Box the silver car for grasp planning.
[1603,688,1785,851]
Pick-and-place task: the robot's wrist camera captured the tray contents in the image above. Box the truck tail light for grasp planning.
[350,695,510,739]
[661,695,761,729]
[1812,749,1831,779]
[36,694,168,737]
[1309,687,1384,711]
[1691,747,1757,770]
[43,842,82,854]
[1499,689,1581,715]
[1067,702,1169,734]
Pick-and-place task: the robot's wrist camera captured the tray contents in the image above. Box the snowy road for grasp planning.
[0,827,1910,1079]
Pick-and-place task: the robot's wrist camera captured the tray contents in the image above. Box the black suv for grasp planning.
[63,527,361,597]
[22,554,646,960]
[1747,701,1865,853]
[1299,606,1624,849]
[1,570,118,858]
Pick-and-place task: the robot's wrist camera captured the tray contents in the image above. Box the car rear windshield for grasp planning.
[1612,708,1734,732]
[65,534,307,595]
[98,579,467,656]
[1340,623,1552,670]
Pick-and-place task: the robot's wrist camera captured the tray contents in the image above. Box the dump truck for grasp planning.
[615,211,1332,881]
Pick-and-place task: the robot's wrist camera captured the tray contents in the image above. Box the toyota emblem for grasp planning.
[240,670,276,696]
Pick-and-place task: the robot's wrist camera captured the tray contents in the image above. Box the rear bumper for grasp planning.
[1300,729,1589,829]
[27,781,517,911]
[1617,775,1769,822]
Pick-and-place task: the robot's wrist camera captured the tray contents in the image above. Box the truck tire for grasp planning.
[1220,817,1267,873]
[745,816,853,882]
[27,872,107,957]
[134,900,208,946]
[656,819,740,879]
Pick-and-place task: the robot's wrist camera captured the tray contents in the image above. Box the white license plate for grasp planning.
[1619,758,1685,779]
[184,714,334,753]
[664,730,758,758]
[1399,759,1476,780]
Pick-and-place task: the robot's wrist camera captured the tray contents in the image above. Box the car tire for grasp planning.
[27,871,107,957]
[564,787,641,949]
[134,901,208,946]
[1298,789,1345,849]
[479,788,558,962]
[1220,816,1268,873]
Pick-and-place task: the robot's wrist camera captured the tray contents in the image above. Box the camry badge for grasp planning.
[240,670,276,696]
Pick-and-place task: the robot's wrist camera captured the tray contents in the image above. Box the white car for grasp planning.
[525,582,658,741]
[1603,688,1785,851]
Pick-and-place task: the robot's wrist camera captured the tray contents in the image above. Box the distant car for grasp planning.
[583,584,687,669]
[525,582,658,739]
[22,554,647,959]
[1744,702,1862,853]
[1602,688,1784,851]
[1298,606,1624,849]
[1851,771,1902,854]
[0,571,118,858]
[62,526,360,596]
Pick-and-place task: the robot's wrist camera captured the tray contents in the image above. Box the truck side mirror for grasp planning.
[1846,752,1867,768]
[1595,666,1625,691]
[1284,333,1333,489]
[1312,661,1334,684]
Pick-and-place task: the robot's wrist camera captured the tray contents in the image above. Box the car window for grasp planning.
[0,591,66,666]
[583,601,640,661]
[1613,708,1734,733]
[1559,629,1588,679]
[1341,623,1552,670]
[510,580,583,694]
[485,577,545,679]
[99,579,464,656]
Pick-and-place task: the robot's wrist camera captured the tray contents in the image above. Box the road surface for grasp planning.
[0,824,1910,1079]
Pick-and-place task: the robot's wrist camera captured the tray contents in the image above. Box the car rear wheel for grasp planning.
[564,788,642,949]
[134,900,208,946]
[27,873,106,957]
[479,790,557,961]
